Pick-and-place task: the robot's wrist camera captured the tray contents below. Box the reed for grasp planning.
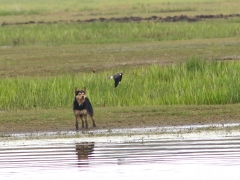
[1,57,240,110]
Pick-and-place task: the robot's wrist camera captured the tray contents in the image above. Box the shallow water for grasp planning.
[1,131,240,180]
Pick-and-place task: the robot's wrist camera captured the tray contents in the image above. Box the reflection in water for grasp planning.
[0,135,240,180]
[75,142,94,166]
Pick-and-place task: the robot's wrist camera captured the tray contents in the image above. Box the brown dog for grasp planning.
[73,87,96,130]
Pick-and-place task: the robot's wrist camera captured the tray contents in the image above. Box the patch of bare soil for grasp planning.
[2,14,240,26]
[1,112,240,135]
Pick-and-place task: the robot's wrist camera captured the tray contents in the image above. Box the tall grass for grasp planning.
[1,57,240,110]
[0,20,240,46]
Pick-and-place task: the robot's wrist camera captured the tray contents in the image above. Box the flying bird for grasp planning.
[109,73,123,88]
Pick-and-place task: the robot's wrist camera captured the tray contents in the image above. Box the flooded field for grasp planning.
[1,124,240,180]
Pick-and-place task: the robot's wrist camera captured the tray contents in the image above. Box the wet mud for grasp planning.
[2,14,240,26]
[1,123,240,141]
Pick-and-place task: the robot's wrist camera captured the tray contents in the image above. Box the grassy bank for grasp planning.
[1,19,240,46]
[1,104,240,133]
[0,0,239,21]
[1,58,240,110]
[1,37,240,78]
[1,0,240,133]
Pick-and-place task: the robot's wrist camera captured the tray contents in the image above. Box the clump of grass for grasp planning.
[1,57,240,110]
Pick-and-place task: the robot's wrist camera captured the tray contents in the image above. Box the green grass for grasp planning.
[1,0,240,133]
[1,20,240,46]
[1,57,240,110]
[0,0,239,17]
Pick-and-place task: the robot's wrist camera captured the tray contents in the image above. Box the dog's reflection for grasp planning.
[75,142,94,166]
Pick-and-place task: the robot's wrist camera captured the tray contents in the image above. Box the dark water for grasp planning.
[1,135,240,180]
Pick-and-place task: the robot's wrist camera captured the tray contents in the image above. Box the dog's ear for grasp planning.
[83,87,86,93]
[75,87,78,94]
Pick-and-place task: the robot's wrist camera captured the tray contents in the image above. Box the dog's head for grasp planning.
[75,87,86,105]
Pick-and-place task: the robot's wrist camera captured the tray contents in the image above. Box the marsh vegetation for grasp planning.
[1,0,240,132]
[2,58,240,110]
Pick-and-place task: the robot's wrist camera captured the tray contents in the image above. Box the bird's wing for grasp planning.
[114,80,119,88]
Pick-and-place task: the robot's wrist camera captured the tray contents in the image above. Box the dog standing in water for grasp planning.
[73,87,96,130]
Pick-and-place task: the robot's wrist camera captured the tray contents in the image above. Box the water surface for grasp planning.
[1,131,240,180]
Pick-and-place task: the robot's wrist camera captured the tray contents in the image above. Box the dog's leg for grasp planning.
[90,115,96,127]
[75,116,79,131]
[84,115,88,129]
[74,110,80,131]
[80,115,84,128]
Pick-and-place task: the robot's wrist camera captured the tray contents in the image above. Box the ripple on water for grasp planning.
[1,132,240,180]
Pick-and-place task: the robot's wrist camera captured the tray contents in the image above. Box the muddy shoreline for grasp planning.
[1,123,240,142]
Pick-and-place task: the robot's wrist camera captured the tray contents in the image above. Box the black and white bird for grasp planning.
[109,73,123,88]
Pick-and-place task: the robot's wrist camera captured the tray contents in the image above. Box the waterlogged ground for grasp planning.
[1,124,240,180]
